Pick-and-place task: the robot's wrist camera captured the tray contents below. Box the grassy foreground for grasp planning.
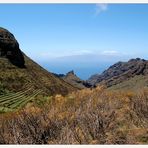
[0,86,148,144]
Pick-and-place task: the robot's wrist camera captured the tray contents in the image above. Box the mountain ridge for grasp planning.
[53,70,92,89]
[87,58,148,88]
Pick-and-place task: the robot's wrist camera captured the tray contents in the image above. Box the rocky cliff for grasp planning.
[87,58,148,87]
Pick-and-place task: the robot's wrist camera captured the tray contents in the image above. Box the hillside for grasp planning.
[53,70,91,89]
[87,58,148,88]
[0,27,77,96]
[0,27,147,144]
[0,86,147,144]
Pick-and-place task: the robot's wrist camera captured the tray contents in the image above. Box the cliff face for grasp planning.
[0,27,25,68]
[87,58,148,87]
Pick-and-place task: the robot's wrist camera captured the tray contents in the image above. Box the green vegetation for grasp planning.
[34,95,52,107]
[0,82,9,95]
[0,88,42,113]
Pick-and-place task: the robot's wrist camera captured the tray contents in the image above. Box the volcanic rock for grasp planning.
[0,27,25,68]
[87,58,148,87]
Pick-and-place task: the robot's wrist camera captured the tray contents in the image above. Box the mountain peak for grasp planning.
[66,70,75,75]
[0,27,25,68]
[128,58,146,62]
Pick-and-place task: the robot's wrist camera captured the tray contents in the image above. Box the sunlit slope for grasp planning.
[0,54,77,96]
[0,27,77,96]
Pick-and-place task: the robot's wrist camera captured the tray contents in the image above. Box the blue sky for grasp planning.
[0,4,148,79]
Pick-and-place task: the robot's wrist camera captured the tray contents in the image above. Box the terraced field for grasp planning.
[0,86,42,113]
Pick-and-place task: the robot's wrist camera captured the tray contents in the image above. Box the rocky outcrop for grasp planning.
[53,70,92,89]
[0,27,25,68]
[87,58,148,87]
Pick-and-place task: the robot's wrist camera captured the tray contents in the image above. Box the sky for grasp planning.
[0,4,148,79]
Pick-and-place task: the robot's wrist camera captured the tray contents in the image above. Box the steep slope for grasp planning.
[108,75,148,91]
[53,70,91,89]
[0,27,77,96]
[87,58,148,87]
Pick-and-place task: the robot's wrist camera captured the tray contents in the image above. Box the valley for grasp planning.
[0,27,148,144]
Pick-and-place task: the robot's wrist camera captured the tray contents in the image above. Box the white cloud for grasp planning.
[95,4,108,16]
[38,49,94,59]
[74,50,93,55]
[101,50,119,56]
[40,52,58,58]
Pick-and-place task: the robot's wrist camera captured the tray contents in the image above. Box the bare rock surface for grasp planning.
[87,58,148,87]
[0,27,25,68]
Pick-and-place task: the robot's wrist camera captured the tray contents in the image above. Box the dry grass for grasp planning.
[0,86,148,144]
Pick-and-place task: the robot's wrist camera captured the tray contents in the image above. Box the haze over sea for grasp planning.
[39,54,132,80]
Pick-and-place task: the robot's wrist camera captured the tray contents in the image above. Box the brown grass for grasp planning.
[0,86,148,144]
